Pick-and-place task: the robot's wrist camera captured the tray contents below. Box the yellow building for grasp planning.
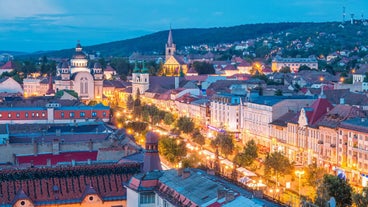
[162,55,188,76]
[162,28,188,76]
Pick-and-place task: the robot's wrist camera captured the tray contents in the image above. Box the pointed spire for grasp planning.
[167,26,173,47]
[319,84,326,99]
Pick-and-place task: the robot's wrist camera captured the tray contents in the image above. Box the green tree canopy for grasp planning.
[126,121,148,134]
[192,61,215,74]
[192,128,205,146]
[279,66,291,73]
[233,139,258,167]
[274,89,283,96]
[211,133,234,157]
[158,136,187,164]
[353,187,368,207]
[176,116,195,134]
[126,94,134,110]
[163,112,175,125]
[264,151,293,180]
[314,174,352,207]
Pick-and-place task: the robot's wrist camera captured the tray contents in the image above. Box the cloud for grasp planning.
[0,0,63,19]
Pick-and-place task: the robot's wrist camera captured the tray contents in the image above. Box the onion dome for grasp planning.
[61,61,69,68]
[133,61,140,73]
[141,61,149,73]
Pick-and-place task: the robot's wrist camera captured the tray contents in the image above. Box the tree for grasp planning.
[158,136,187,164]
[306,163,327,188]
[176,116,195,134]
[126,94,134,111]
[279,66,291,73]
[192,128,205,146]
[364,72,368,82]
[211,133,234,157]
[163,112,175,126]
[264,152,293,182]
[353,187,368,207]
[233,139,258,167]
[126,121,148,134]
[274,89,283,96]
[192,61,215,74]
[298,65,312,72]
[314,174,352,207]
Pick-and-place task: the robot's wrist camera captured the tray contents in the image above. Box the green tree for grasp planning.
[126,121,148,134]
[211,133,234,157]
[298,65,312,72]
[176,116,195,134]
[306,163,327,188]
[158,136,187,164]
[353,187,368,207]
[314,174,352,207]
[264,152,293,182]
[279,66,291,73]
[163,112,175,125]
[192,128,205,146]
[192,61,215,74]
[363,72,368,82]
[233,139,258,167]
[126,94,134,111]
[274,89,283,96]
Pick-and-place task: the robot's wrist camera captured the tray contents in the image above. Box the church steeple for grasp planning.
[165,27,176,61]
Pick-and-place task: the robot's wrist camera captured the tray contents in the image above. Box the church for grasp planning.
[161,28,188,76]
[54,42,103,101]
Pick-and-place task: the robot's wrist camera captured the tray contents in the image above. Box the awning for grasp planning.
[237,167,257,177]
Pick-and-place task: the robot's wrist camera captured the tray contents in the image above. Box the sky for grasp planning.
[0,0,367,52]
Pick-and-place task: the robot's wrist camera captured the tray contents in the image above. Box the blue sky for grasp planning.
[0,0,366,52]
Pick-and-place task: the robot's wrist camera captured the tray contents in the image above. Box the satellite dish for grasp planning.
[329,197,336,207]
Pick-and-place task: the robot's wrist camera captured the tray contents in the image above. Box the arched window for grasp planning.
[80,77,88,94]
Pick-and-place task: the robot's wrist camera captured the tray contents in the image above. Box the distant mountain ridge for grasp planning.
[16,22,365,58]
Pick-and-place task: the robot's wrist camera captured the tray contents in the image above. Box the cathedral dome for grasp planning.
[73,51,87,59]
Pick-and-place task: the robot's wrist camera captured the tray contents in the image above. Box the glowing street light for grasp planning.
[295,170,305,198]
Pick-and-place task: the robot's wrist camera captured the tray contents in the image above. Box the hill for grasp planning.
[17,21,368,59]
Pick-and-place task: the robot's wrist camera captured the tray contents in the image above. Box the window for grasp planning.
[70,112,74,118]
[8,113,11,118]
[80,112,85,117]
[25,112,28,118]
[103,112,106,117]
[42,112,45,117]
[32,112,35,117]
[92,112,97,117]
[140,193,155,204]
[61,112,64,118]
[16,113,20,118]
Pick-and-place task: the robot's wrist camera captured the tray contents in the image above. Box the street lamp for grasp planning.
[295,170,305,198]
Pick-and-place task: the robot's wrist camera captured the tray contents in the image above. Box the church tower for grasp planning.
[132,61,149,95]
[143,131,162,172]
[165,27,176,61]
[93,62,103,100]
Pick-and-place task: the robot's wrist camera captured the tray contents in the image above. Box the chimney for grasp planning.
[225,191,235,202]
[182,169,191,179]
[175,77,179,89]
[88,139,93,152]
[217,188,226,199]
[340,98,345,105]
[177,168,183,176]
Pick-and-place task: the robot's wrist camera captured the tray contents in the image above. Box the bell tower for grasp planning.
[165,27,176,61]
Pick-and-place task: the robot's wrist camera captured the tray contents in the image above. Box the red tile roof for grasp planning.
[15,151,98,166]
[308,98,334,125]
[0,163,140,205]
[0,61,14,69]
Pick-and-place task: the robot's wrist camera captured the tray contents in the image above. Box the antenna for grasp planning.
[342,6,346,23]
[351,13,355,24]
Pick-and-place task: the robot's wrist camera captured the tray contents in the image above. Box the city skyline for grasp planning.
[0,0,367,52]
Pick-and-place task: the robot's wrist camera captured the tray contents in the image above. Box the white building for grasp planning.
[271,56,318,73]
[54,42,103,101]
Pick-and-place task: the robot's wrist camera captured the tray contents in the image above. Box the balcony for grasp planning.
[330,144,336,148]
[317,140,323,144]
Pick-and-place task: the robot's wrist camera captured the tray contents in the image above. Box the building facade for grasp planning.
[271,56,318,73]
